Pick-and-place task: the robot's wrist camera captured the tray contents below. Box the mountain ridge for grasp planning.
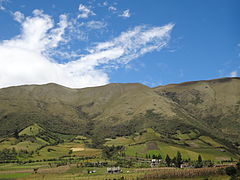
[0,77,239,156]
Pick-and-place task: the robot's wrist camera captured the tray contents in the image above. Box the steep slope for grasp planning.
[0,77,239,154]
[0,83,184,136]
[154,77,240,144]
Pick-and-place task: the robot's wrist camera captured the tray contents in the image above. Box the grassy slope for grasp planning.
[106,128,238,161]
[0,77,239,160]
[154,77,240,144]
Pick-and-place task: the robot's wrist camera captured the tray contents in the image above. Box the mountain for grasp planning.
[0,77,239,159]
[154,77,240,144]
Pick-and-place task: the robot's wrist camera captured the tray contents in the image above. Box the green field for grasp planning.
[0,164,233,180]
[105,128,238,161]
[0,125,239,180]
[0,172,32,180]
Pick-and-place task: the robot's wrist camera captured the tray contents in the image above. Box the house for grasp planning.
[180,163,193,168]
[87,170,96,174]
[107,167,122,174]
[150,159,160,168]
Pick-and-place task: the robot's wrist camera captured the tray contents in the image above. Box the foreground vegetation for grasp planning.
[0,162,239,180]
[0,125,239,179]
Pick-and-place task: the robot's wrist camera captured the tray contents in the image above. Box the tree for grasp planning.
[145,154,148,159]
[152,154,156,159]
[157,154,162,160]
[14,129,19,139]
[33,168,39,174]
[195,155,203,168]
[175,151,183,168]
[172,157,176,166]
[236,161,240,171]
[165,154,171,167]
[225,166,237,178]
[102,145,124,159]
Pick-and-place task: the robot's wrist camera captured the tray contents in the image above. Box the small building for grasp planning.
[107,167,122,174]
[180,163,193,168]
[87,170,96,174]
[150,159,160,168]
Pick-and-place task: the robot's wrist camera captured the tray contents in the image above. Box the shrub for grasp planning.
[225,166,237,177]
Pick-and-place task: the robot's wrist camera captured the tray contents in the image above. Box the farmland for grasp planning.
[0,163,234,180]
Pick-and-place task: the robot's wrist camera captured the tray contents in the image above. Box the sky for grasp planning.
[0,0,239,88]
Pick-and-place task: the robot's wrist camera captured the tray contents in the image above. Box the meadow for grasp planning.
[0,163,232,180]
[0,126,238,180]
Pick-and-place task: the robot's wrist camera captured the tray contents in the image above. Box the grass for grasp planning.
[118,128,238,161]
[133,128,162,143]
[104,137,133,146]
[31,142,101,160]
[125,140,237,161]
[174,130,191,140]
[173,130,198,140]
[192,148,236,161]
[124,141,199,159]
[158,175,229,180]
[185,139,210,148]
[0,172,31,179]
[0,162,47,171]
[0,137,46,152]
[199,136,223,148]
[0,164,231,180]
[19,124,43,136]
[0,138,17,150]
[11,141,42,151]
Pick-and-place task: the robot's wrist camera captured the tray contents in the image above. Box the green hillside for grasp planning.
[0,77,239,161]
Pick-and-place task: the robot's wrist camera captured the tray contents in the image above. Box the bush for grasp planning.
[236,161,240,171]
[225,166,237,177]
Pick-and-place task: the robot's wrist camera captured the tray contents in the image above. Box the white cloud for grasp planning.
[85,21,107,30]
[0,10,174,89]
[78,4,95,19]
[0,0,8,10]
[91,24,174,65]
[108,6,117,12]
[13,11,25,23]
[230,71,238,77]
[119,9,131,18]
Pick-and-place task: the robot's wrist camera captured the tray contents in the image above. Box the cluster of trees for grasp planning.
[102,145,124,159]
[0,148,17,160]
[165,151,183,168]
[115,158,133,168]
[0,148,34,161]
[225,162,240,180]
[145,154,162,160]
[165,152,205,168]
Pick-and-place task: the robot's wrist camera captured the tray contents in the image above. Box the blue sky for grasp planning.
[0,0,239,88]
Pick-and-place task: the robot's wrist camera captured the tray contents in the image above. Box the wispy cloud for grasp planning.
[0,10,174,88]
[90,24,174,65]
[119,9,131,18]
[13,11,25,22]
[230,71,238,77]
[85,21,107,30]
[78,4,95,19]
[108,6,117,12]
[237,43,240,57]
[0,0,8,10]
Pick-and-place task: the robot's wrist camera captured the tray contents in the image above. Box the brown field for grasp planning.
[143,166,226,179]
